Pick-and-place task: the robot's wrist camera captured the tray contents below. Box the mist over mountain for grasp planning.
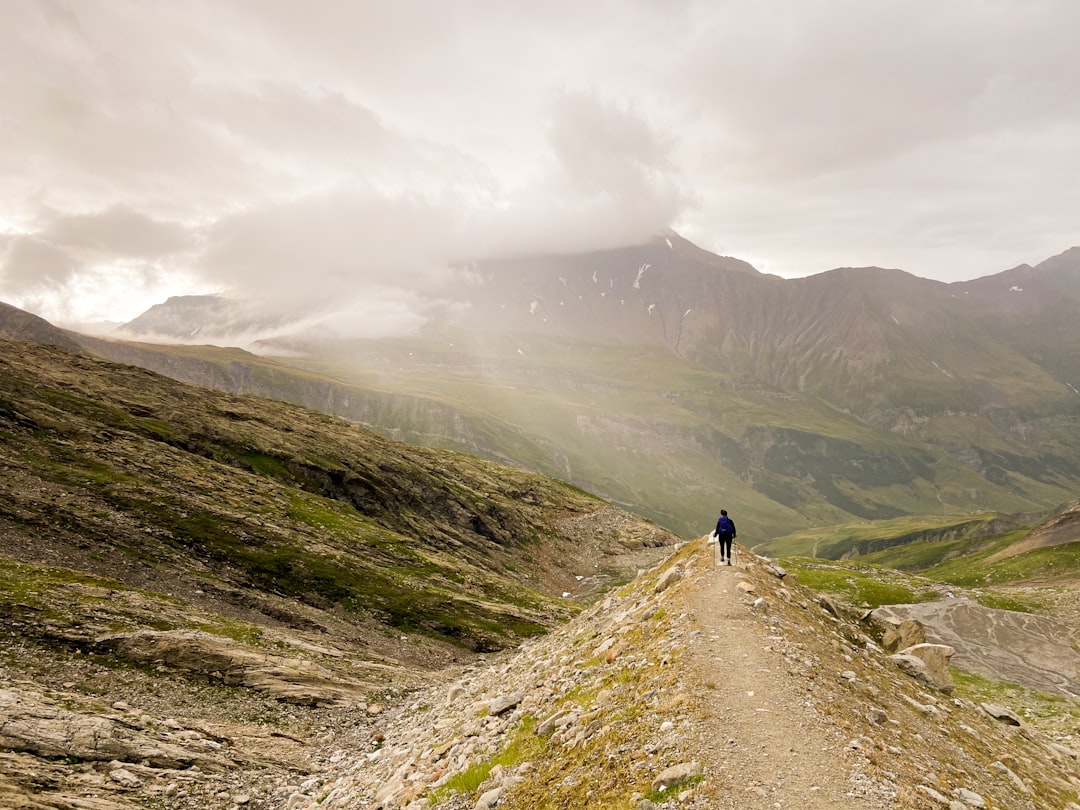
[17,235,1080,542]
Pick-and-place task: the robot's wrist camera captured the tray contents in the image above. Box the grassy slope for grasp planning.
[772,506,1080,611]
[0,339,676,653]
[279,332,1072,541]
[71,319,1080,546]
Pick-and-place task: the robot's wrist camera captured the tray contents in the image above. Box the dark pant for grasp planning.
[718,534,733,560]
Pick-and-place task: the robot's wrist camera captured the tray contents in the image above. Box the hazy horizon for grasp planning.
[2,1,1078,332]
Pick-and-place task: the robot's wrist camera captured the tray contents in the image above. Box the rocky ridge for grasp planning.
[3,539,1080,808]
[275,540,1080,810]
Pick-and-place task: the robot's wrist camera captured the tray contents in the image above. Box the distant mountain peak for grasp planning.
[0,301,83,352]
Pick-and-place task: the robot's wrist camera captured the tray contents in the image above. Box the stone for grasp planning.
[817,594,841,617]
[650,761,702,793]
[736,581,755,593]
[882,619,927,653]
[654,566,682,593]
[979,703,1023,726]
[535,710,574,737]
[488,692,525,716]
[897,643,955,692]
[955,787,985,807]
[990,760,1030,794]
[916,785,950,805]
[1049,742,1078,760]
[475,786,503,809]
[109,768,142,788]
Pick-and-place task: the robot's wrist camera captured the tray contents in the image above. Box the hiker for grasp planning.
[715,509,736,565]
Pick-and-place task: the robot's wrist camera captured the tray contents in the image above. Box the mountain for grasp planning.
[0,300,83,352]
[0,338,675,652]
[35,237,1080,545]
[120,294,301,341]
[1,333,1079,809]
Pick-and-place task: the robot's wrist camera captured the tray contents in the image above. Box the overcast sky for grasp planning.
[2,0,1079,332]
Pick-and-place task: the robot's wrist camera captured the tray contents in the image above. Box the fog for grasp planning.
[2,0,1078,332]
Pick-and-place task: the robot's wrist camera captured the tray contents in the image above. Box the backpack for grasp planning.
[716,516,734,536]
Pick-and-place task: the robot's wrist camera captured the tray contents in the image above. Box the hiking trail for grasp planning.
[678,545,890,809]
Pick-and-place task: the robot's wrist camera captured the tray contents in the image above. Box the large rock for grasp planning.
[881,619,927,653]
[650,761,702,793]
[890,642,955,692]
[874,599,1080,696]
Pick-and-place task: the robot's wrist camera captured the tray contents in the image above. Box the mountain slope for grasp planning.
[41,236,1080,547]
[0,338,675,654]
[0,336,682,808]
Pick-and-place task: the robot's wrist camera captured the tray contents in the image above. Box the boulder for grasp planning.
[882,619,927,653]
[890,643,955,692]
[488,692,525,716]
[654,566,683,593]
[650,761,702,793]
[980,703,1024,726]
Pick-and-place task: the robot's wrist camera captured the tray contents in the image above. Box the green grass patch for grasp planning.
[925,539,1080,586]
[782,558,940,607]
[763,513,1005,560]
[952,669,1080,730]
[0,559,132,607]
[428,716,545,803]
[645,773,706,802]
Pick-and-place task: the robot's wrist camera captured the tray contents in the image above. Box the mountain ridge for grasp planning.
[6,234,1080,543]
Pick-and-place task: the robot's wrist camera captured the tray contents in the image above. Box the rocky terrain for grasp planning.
[6,538,1079,809]
[3,332,1080,809]
[0,336,676,808]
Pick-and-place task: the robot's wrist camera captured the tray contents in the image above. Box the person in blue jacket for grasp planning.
[715,509,736,565]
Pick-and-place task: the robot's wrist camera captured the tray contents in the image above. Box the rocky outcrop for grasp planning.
[874,598,1080,696]
[889,643,956,693]
[94,630,370,706]
[0,689,235,772]
[880,617,927,653]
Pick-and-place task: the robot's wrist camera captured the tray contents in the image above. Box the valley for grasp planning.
[2,235,1080,808]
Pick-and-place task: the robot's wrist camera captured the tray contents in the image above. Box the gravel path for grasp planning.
[681,551,889,809]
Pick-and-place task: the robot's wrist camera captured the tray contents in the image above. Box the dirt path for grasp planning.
[680,551,889,809]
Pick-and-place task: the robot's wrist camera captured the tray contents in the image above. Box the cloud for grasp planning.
[1,235,76,293]
[1,0,1079,328]
[200,189,462,308]
[196,92,685,329]
[38,207,194,258]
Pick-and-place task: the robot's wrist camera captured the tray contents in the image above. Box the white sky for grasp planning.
[2,0,1079,331]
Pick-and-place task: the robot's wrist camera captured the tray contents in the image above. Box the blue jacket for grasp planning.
[715,515,736,538]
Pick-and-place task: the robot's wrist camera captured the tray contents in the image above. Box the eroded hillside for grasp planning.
[0,337,677,807]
